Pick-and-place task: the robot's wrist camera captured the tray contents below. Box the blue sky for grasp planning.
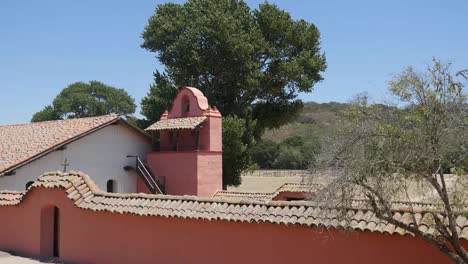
[0,0,466,125]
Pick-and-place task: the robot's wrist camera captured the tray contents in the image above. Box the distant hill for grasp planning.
[253,102,349,170]
[262,102,348,143]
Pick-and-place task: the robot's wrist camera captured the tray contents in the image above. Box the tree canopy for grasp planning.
[32,81,136,122]
[139,72,177,128]
[252,136,320,169]
[141,0,326,127]
[140,0,326,186]
[313,59,467,263]
[222,116,256,187]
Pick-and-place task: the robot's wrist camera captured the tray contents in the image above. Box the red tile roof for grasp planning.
[0,115,121,174]
[145,116,207,131]
[2,171,466,239]
[213,183,323,202]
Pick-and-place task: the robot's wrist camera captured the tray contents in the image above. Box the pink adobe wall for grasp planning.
[145,151,222,196]
[0,187,466,264]
[196,152,222,196]
[136,176,150,193]
[199,112,222,152]
[146,151,198,196]
[167,87,208,118]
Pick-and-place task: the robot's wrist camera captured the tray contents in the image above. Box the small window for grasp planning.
[26,181,34,190]
[106,180,116,193]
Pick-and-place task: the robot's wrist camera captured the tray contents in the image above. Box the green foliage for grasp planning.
[222,116,256,187]
[255,101,345,169]
[250,140,278,169]
[251,136,320,169]
[140,72,178,128]
[275,144,304,169]
[140,0,326,186]
[31,81,136,122]
[31,105,61,122]
[252,99,303,137]
[141,0,326,129]
[125,116,150,130]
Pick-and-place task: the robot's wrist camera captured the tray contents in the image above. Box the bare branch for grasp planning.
[310,59,468,263]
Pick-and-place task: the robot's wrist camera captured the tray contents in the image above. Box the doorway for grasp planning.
[40,206,59,257]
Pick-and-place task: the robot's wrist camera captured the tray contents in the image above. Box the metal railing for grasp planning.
[127,155,164,194]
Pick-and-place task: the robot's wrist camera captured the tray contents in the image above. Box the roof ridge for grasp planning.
[0,114,119,127]
[166,116,207,120]
[214,183,323,200]
[215,190,273,195]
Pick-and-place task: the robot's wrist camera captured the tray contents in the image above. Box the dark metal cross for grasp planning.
[61,158,70,172]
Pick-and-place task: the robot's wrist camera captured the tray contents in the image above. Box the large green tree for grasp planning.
[32,81,136,122]
[140,0,326,186]
[222,116,256,187]
[139,72,178,128]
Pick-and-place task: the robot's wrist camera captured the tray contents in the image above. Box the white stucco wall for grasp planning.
[0,124,152,193]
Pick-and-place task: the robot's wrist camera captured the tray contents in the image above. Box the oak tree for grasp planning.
[140,0,326,186]
[32,81,136,122]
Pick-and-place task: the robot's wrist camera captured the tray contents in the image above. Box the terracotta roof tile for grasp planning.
[1,171,467,240]
[0,115,120,174]
[212,191,274,201]
[145,116,207,131]
[213,182,323,202]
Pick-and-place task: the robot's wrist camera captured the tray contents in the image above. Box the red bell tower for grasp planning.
[142,87,222,197]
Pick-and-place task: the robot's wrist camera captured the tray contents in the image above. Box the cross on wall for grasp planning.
[61,158,70,172]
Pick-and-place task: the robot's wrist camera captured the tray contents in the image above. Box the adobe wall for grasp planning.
[0,187,466,264]
[145,151,222,196]
[197,152,222,196]
[199,112,222,152]
[146,151,198,195]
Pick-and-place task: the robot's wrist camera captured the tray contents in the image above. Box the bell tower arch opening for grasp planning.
[181,95,190,117]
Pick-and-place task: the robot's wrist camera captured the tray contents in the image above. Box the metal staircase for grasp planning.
[127,156,164,194]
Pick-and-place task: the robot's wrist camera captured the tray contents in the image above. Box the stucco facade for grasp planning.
[0,124,151,193]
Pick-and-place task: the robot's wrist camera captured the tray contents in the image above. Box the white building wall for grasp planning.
[0,124,152,193]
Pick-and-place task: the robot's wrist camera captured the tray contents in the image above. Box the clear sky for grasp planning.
[0,0,466,125]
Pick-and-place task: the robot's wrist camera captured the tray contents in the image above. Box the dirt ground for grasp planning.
[0,252,64,264]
